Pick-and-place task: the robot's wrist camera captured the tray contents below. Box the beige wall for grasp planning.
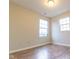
[9,3,51,52]
[51,12,70,46]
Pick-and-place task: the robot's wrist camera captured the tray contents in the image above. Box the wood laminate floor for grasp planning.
[10,44,70,59]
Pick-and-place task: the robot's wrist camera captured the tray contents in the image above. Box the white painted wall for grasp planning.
[51,12,70,46]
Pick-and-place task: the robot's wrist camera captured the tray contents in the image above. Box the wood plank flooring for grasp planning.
[10,44,70,59]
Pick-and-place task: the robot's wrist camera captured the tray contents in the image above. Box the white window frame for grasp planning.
[39,19,48,37]
[59,17,70,31]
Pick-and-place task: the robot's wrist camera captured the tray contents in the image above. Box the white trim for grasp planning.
[10,42,51,54]
[53,42,70,47]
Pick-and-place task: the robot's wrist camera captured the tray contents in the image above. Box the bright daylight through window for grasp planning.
[59,17,70,31]
[39,19,48,37]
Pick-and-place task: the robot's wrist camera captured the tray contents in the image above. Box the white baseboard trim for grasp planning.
[53,42,70,47]
[10,42,51,54]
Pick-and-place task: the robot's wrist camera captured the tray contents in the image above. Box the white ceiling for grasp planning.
[10,0,70,18]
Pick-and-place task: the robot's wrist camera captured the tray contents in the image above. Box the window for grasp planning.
[59,17,70,31]
[39,19,48,37]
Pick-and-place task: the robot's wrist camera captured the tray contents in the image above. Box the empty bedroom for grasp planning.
[9,0,70,59]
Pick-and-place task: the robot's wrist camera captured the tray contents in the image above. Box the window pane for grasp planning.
[60,17,70,25]
[39,19,48,37]
[59,17,70,31]
[40,19,48,25]
[40,24,48,29]
[40,19,48,29]
[66,19,69,23]
[61,24,69,28]
[40,29,47,35]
